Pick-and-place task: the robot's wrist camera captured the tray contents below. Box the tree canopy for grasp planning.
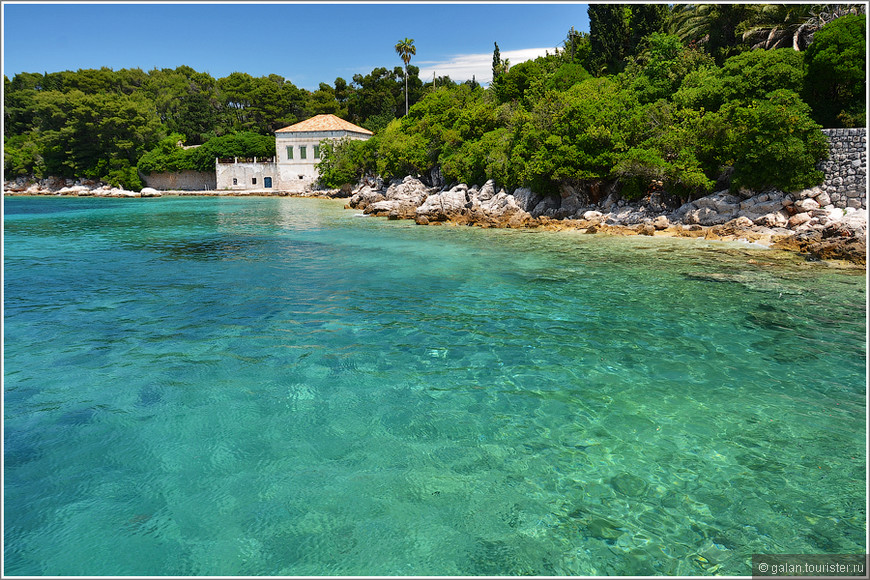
[4,4,864,194]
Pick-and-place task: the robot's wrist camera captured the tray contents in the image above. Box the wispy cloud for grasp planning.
[417,47,559,85]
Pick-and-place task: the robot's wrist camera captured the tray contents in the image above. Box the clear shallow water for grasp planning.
[3,196,866,576]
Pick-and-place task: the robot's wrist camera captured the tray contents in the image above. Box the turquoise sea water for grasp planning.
[3,196,866,576]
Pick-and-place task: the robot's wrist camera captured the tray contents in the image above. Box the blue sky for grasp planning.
[2,2,591,90]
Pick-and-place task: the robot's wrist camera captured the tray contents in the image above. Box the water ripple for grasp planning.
[3,196,865,575]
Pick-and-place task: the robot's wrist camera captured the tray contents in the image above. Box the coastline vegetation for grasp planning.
[4,5,865,195]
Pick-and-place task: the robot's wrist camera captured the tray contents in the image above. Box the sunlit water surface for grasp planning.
[4,196,866,575]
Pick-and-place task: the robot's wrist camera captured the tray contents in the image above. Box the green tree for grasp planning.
[216,72,301,134]
[717,48,805,103]
[493,59,544,104]
[347,67,402,131]
[187,132,276,172]
[4,74,40,135]
[588,4,631,74]
[316,137,377,187]
[803,13,866,127]
[546,63,592,92]
[376,118,429,178]
[4,132,45,177]
[492,42,504,83]
[310,82,344,116]
[668,4,753,64]
[740,3,865,51]
[562,27,591,66]
[395,38,416,116]
[28,89,163,188]
[137,133,195,174]
[622,32,714,105]
[628,4,669,54]
[720,89,827,192]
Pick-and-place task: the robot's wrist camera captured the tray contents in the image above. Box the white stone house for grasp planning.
[215,114,372,192]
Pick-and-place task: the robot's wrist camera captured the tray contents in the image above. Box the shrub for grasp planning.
[721,89,827,192]
[186,132,275,171]
[803,14,866,128]
[137,133,194,174]
[376,119,430,179]
[316,137,377,188]
[717,48,805,103]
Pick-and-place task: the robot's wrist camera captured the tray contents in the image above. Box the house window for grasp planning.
[232,178,238,185]
[252,177,257,185]
[313,145,320,159]
[286,146,293,160]
[299,145,307,160]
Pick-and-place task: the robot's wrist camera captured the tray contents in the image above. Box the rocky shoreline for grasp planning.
[5,175,866,266]
[346,176,867,267]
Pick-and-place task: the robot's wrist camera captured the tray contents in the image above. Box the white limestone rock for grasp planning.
[480,191,523,219]
[583,210,604,221]
[684,206,737,226]
[366,200,401,215]
[477,179,497,201]
[652,215,670,230]
[415,185,468,219]
[348,185,386,210]
[754,210,789,228]
[794,186,823,199]
[787,212,812,228]
[385,176,431,205]
[793,198,821,212]
[815,191,832,207]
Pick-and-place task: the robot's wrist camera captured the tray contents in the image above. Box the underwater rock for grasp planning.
[585,517,624,541]
[610,472,648,497]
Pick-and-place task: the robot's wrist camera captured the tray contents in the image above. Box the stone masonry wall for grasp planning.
[817,128,866,210]
[143,170,216,191]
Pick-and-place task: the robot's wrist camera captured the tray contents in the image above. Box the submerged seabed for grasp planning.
[3,196,866,576]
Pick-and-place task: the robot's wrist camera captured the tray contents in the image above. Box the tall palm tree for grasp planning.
[395,38,416,115]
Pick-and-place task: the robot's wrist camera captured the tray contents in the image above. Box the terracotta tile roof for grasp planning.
[275,114,373,135]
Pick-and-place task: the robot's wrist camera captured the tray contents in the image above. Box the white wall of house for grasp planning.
[215,159,278,190]
[275,129,370,191]
[210,127,371,192]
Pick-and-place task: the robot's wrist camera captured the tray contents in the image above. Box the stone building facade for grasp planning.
[214,114,372,192]
[817,128,867,210]
[215,158,277,191]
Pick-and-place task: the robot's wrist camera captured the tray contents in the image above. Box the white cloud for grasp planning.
[417,46,559,85]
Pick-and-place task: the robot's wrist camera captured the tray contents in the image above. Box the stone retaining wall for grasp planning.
[142,170,216,191]
[818,128,866,210]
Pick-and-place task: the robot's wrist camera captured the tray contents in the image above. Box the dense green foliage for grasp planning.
[588,4,669,74]
[4,64,427,188]
[803,14,867,127]
[718,90,828,192]
[137,132,276,174]
[321,23,850,198]
[316,138,377,188]
[4,4,864,195]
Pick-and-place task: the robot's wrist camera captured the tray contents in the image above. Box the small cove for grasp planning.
[3,195,866,575]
